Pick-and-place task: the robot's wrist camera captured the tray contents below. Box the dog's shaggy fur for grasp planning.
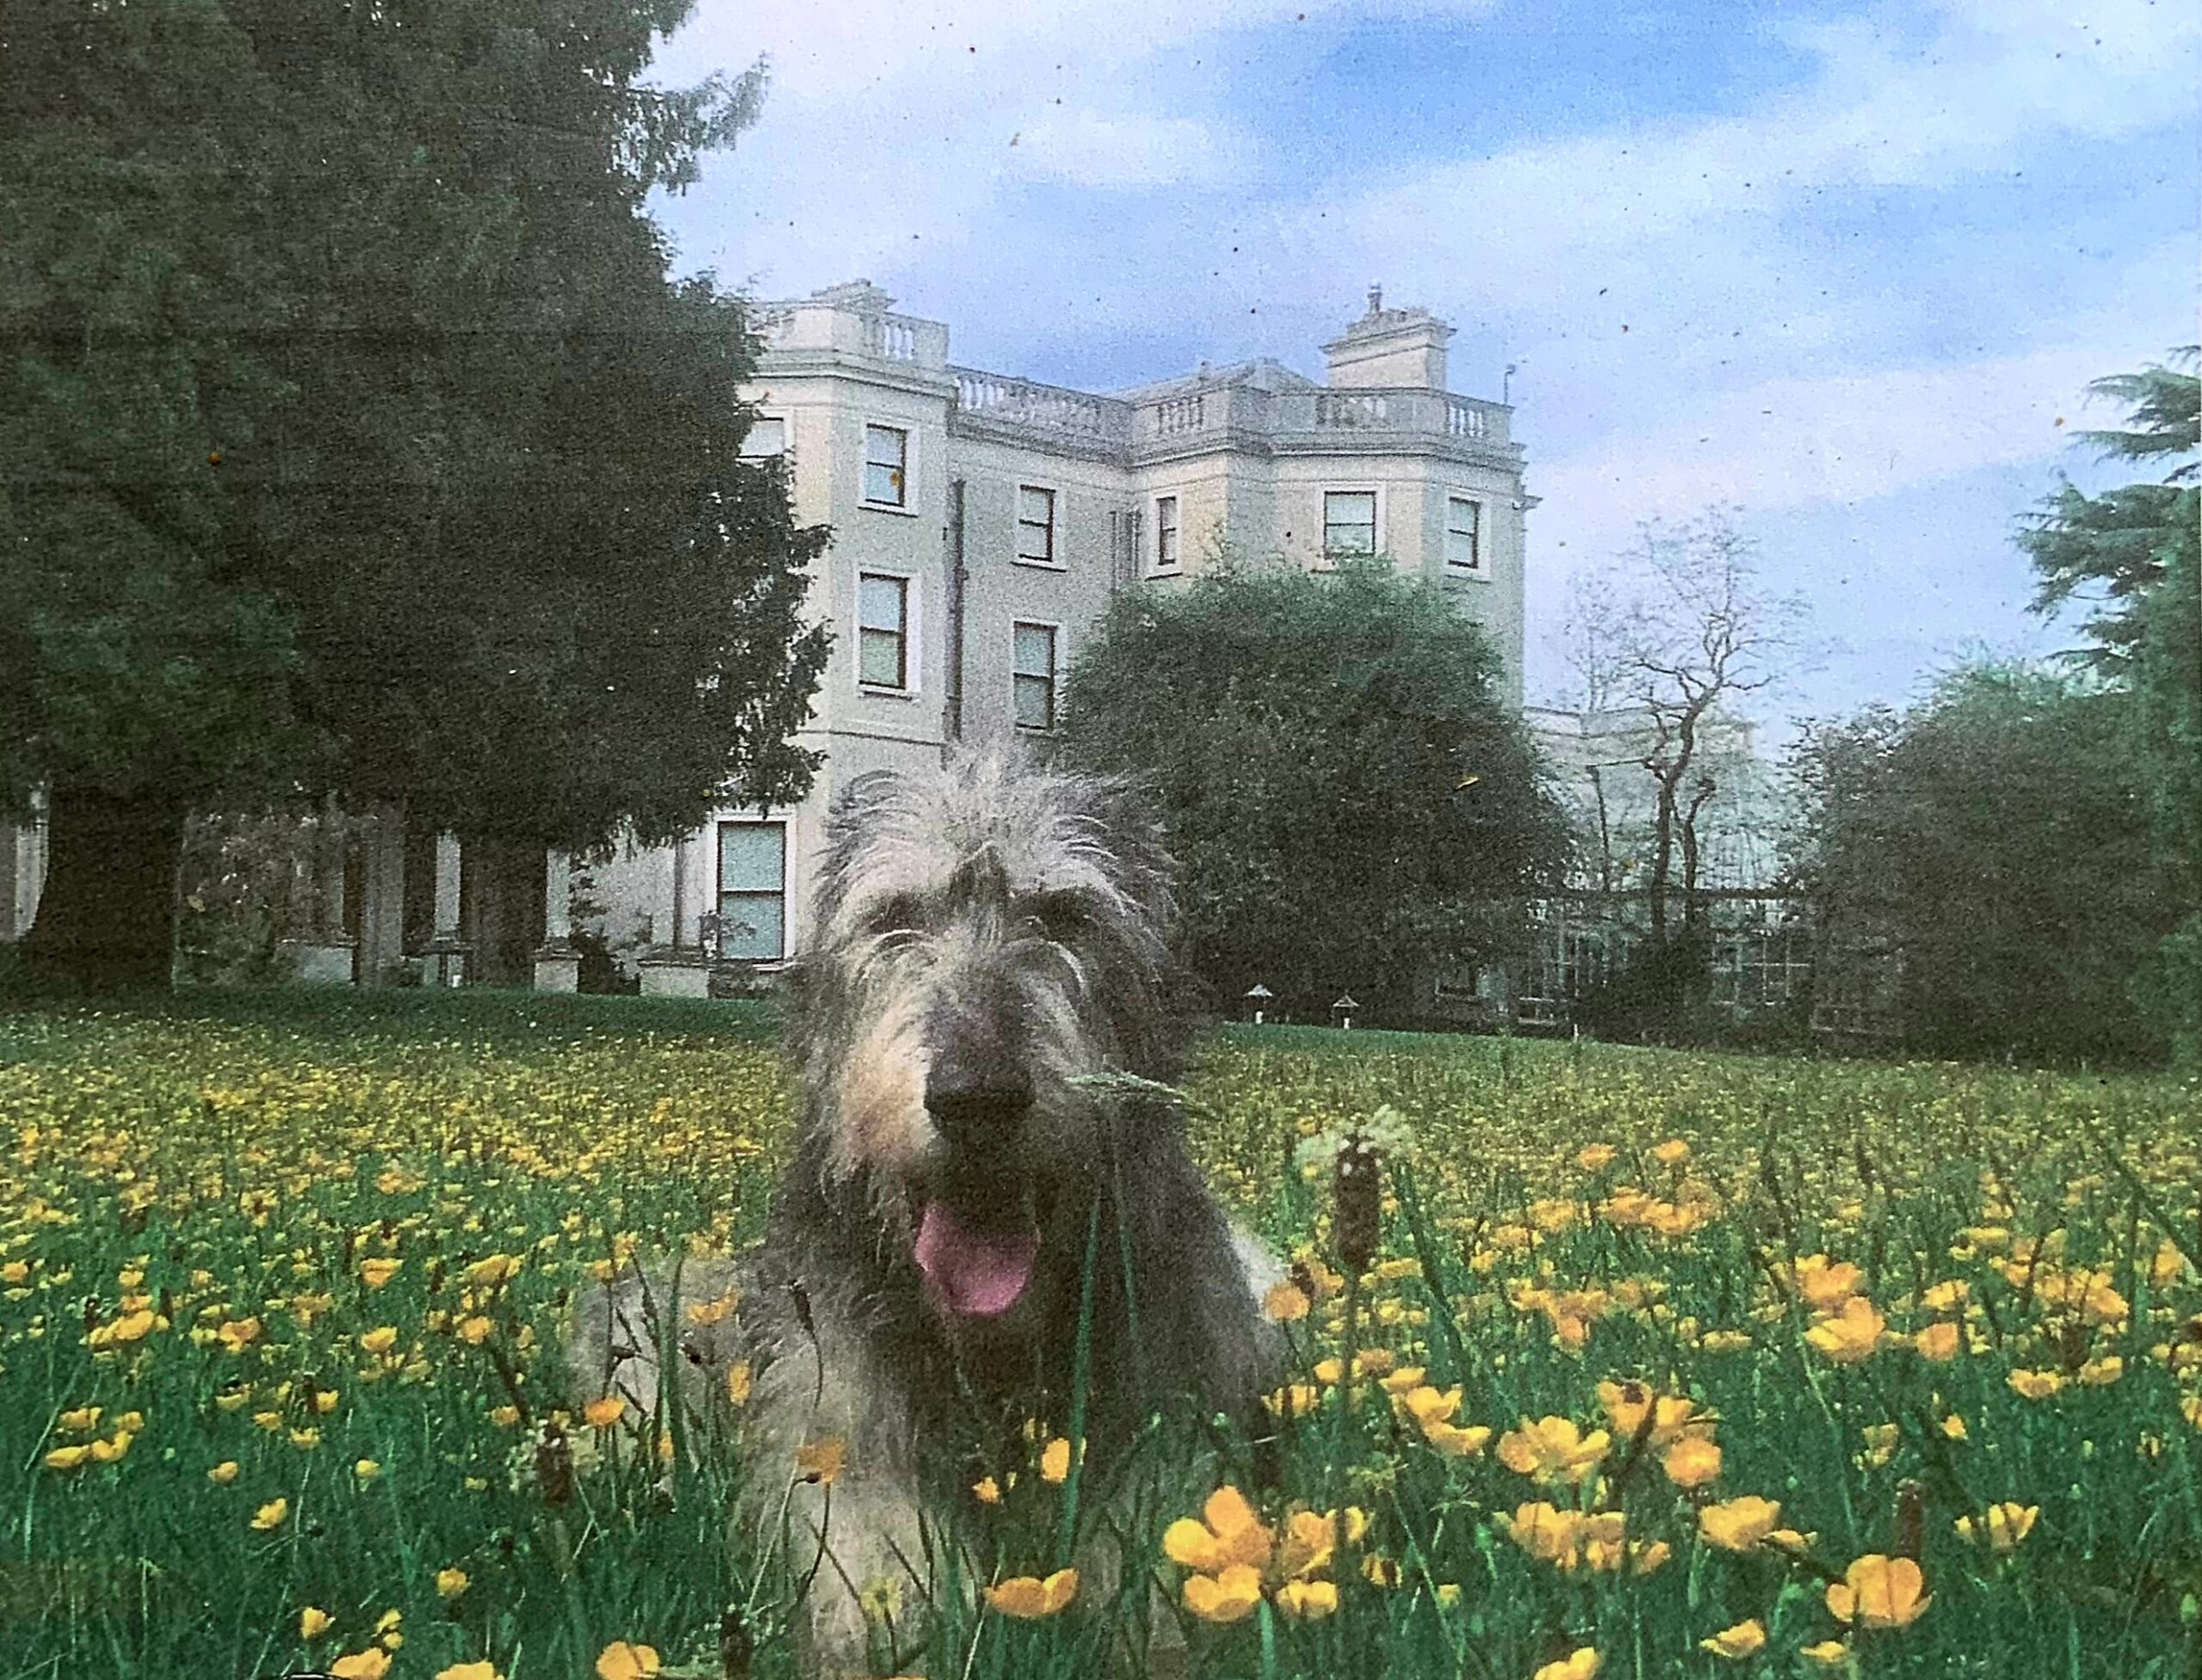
[573,756,1276,1670]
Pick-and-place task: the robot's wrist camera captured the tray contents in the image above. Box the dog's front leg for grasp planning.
[743,1328,944,1677]
[783,1458,933,1677]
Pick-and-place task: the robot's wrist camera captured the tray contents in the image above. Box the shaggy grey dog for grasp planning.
[574,756,1276,1671]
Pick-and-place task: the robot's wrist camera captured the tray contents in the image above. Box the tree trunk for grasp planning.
[1681,775,1718,937]
[1589,765,1614,895]
[1646,769,1677,940]
[17,780,184,990]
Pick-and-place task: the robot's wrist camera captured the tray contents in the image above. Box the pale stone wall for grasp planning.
[503,280,1536,983]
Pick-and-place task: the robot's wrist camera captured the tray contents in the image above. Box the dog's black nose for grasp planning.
[924,1055,1034,1154]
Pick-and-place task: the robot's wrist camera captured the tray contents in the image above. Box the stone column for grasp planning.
[532,847,581,993]
[354,806,408,988]
[421,831,471,988]
[0,822,19,942]
[279,812,358,985]
[638,828,710,998]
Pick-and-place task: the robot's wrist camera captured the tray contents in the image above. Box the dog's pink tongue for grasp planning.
[915,1203,1037,1318]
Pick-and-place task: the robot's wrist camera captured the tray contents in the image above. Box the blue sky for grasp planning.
[647,0,2199,725]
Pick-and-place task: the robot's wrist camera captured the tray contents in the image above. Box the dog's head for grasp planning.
[785,754,1179,1339]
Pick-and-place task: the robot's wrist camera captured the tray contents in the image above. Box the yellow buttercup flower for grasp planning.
[434,1664,502,1680]
[1801,1641,1849,1666]
[1914,1320,1961,1362]
[1576,1142,1617,1171]
[464,1254,521,1289]
[1955,1502,2038,1552]
[986,1567,1079,1619]
[328,1652,391,1680]
[1275,1578,1338,1620]
[594,1642,661,1680]
[1596,1379,1709,1448]
[1263,1282,1312,1321]
[1660,1436,1721,1489]
[725,1362,753,1406]
[44,1444,93,1471]
[216,1317,262,1353]
[1182,1563,1263,1624]
[583,1396,625,1429]
[360,1258,403,1289]
[973,1475,1002,1505]
[2007,1368,2064,1400]
[1805,1295,1886,1364]
[301,1607,334,1640]
[1700,1620,1765,1658]
[1697,1496,1781,1552]
[795,1436,846,1486]
[251,1497,289,1530]
[1038,1436,1073,1484]
[1424,1419,1492,1456]
[1532,1647,1602,1680]
[208,1460,240,1485]
[1165,1485,1274,1574]
[1793,1254,1863,1312]
[1498,1416,1608,1485]
[437,1566,471,1598]
[1826,1554,1931,1629]
[1651,1138,1690,1166]
[1507,1502,1582,1566]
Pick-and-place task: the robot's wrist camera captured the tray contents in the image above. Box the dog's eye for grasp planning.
[863,893,922,938]
[1023,891,1088,940]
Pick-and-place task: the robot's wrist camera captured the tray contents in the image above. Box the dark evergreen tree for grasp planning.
[1054,559,1566,1025]
[1787,664,2172,1064]
[0,0,829,988]
[2018,350,2200,1061]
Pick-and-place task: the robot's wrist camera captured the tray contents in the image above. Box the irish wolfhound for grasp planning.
[574,756,1276,1671]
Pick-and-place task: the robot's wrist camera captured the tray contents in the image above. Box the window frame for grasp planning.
[739,414,788,464]
[715,819,788,963]
[1152,494,1181,575]
[1444,495,1484,573]
[1014,483,1061,569]
[1011,618,1061,733]
[1320,487,1381,562]
[856,569,915,692]
[862,422,910,510]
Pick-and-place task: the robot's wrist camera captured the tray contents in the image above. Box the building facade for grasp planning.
[1,284,1530,990]
[585,281,1530,990]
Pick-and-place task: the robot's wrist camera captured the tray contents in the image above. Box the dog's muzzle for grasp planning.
[916,1047,1041,1319]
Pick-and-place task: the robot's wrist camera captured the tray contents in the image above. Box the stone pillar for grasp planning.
[532,847,581,992]
[421,831,471,988]
[279,813,358,985]
[0,822,18,941]
[638,828,710,998]
[354,806,409,987]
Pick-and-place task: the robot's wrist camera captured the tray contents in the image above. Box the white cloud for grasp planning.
[1008,109,1238,189]
[1526,237,2194,565]
[645,0,1499,289]
[1295,0,2201,310]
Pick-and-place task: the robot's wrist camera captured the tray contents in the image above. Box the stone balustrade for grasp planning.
[951,368,1133,452]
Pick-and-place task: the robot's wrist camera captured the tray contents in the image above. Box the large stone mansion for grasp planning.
[2,282,1530,989]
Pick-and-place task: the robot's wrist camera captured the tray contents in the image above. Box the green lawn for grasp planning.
[1,991,2195,1678]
